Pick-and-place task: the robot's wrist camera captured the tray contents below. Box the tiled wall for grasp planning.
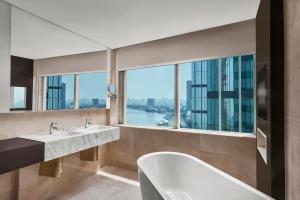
[0,109,108,200]
[285,0,300,199]
[110,126,257,187]
[0,109,257,199]
[0,109,108,140]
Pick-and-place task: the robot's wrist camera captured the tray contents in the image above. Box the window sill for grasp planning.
[117,124,256,139]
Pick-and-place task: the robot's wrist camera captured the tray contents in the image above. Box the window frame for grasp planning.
[124,65,176,128]
[40,70,108,111]
[120,53,256,134]
[77,71,107,109]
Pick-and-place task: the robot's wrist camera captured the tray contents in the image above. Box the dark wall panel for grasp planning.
[256,0,285,199]
[10,56,33,111]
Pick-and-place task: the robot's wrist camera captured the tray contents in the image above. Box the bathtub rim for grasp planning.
[137,151,274,200]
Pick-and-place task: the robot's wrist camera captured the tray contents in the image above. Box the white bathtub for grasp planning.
[137,152,273,200]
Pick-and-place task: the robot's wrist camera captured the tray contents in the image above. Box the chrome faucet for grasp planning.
[50,122,58,134]
[85,118,92,128]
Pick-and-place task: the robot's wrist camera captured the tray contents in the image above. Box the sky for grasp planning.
[62,72,106,101]
[13,87,26,107]
[59,64,193,102]
[127,64,192,100]
[78,72,106,99]
[44,65,190,107]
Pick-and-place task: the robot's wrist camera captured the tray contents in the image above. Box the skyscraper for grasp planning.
[92,98,100,107]
[190,55,254,133]
[191,59,219,130]
[186,80,192,111]
[46,76,66,110]
[147,98,155,107]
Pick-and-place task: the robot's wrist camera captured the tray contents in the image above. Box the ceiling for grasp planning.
[11,7,105,59]
[6,0,260,59]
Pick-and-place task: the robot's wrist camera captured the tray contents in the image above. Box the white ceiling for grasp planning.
[6,0,260,59]
[11,7,105,59]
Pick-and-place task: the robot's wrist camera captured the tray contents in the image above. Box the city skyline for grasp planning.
[46,73,107,110]
[126,55,254,133]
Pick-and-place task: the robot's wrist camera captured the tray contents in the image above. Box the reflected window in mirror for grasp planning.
[45,75,75,110]
[11,87,26,109]
[78,72,106,109]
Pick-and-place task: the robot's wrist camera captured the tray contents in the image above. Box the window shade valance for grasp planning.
[36,51,107,75]
[117,19,255,70]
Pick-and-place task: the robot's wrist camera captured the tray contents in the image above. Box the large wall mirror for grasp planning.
[0,3,107,113]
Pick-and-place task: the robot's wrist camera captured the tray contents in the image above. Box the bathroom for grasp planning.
[0,0,298,200]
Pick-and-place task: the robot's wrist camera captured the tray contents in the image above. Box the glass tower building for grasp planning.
[190,55,254,133]
[46,76,67,110]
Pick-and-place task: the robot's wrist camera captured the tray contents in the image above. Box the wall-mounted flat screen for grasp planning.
[257,65,268,121]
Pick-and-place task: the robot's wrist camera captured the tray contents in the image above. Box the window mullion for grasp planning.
[238,56,242,132]
[119,71,127,124]
[175,64,180,129]
[218,59,222,131]
[74,74,79,110]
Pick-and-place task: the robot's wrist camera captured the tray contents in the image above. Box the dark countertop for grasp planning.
[0,138,44,175]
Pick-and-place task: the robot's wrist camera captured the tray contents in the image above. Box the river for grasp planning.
[126,108,174,126]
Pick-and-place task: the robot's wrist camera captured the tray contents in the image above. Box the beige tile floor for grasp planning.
[48,166,142,200]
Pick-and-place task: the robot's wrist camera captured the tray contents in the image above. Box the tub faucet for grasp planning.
[50,122,58,134]
[85,118,92,128]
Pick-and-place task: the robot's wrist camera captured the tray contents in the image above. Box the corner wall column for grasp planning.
[0,1,11,113]
[107,48,118,125]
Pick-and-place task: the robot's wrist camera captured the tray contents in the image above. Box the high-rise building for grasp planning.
[92,98,100,107]
[191,59,219,130]
[190,55,254,133]
[220,57,239,132]
[186,80,192,111]
[147,98,155,107]
[46,76,66,110]
[241,55,254,133]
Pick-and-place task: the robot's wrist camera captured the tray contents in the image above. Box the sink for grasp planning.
[19,125,120,161]
[21,130,82,142]
[73,125,113,134]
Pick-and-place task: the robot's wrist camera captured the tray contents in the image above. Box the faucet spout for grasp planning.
[50,122,58,134]
[84,118,92,128]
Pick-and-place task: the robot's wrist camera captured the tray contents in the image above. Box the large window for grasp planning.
[44,72,107,110]
[126,65,175,127]
[79,72,106,109]
[46,75,75,110]
[179,55,254,133]
[180,60,219,130]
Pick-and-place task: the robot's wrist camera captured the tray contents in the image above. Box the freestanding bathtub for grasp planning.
[137,152,273,200]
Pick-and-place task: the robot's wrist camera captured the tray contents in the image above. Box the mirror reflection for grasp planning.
[1,6,107,113]
[11,87,26,110]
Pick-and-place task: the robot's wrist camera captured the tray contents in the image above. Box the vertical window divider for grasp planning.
[175,64,180,129]
[239,56,242,132]
[74,74,79,109]
[42,76,47,111]
[119,71,127,124]
[218,59,222,131]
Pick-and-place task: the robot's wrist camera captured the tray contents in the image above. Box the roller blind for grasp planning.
[36,51,107,75]
[118,19,255,70]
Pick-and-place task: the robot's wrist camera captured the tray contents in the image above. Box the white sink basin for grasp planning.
[24,130,82,142]
[73,125,112,134]
[19,125,120,161]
